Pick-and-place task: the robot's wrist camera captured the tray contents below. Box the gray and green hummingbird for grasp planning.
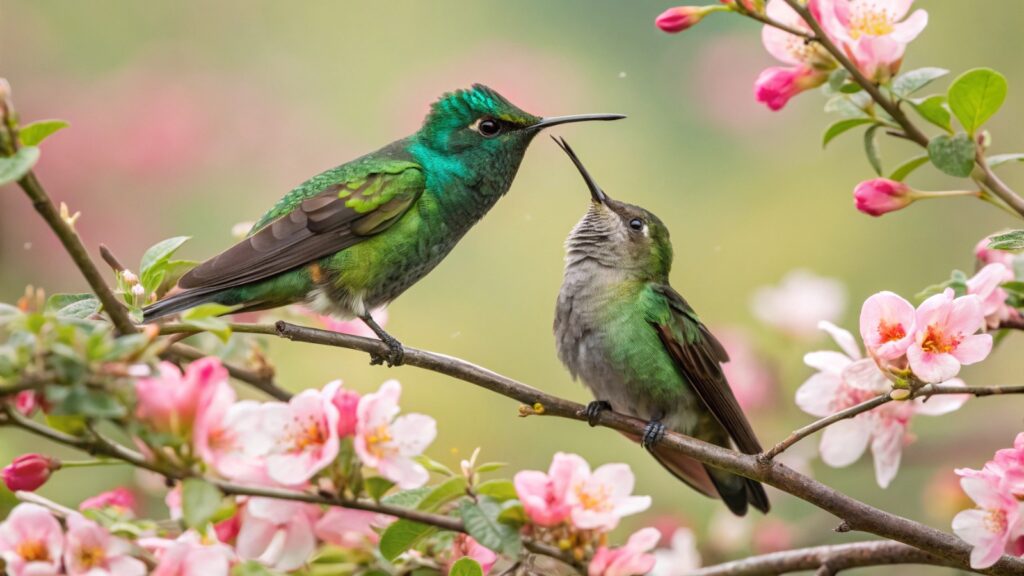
[143,85,622,365]
[551,138,769,516]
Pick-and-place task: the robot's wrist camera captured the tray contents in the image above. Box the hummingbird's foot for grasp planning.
[360,314,405,367]
[641,420,666,451]
[583,400,612,427]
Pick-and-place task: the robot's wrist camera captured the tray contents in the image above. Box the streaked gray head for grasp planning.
[553,137,673,281]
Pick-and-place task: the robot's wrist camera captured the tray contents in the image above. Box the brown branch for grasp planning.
[732,4,813,39]
[168,343,291,401]
[976,150,1024,217]
[686,541,960,576]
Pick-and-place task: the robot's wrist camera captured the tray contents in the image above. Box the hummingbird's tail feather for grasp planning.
[142,287,225,323]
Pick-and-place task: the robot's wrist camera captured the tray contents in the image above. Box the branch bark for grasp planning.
[686,541,958,576]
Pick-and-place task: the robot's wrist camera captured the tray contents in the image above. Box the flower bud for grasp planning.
[755,66,827,111]
[331,388,360,438]
[122,270,138,285]
[655,6,715,33]
[2,454,60,492]
[854,178,914,217]
[131,284,146,297]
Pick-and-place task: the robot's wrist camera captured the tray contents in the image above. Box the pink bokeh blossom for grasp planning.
[589,528,660,576]
[63,514,146,576]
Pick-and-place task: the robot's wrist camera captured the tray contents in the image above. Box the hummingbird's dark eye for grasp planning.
[475,117,502,138]
[629,218,644,231]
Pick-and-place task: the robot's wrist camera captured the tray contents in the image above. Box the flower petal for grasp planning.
[820,321,863,360]
[952,334,993,366]
[819,418,871,467]
[795,373,841,417]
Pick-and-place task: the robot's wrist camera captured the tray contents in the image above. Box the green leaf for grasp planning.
[0,146,40,186]
[827,69,849,93]
[928,134,976,177]
[379,519,437,562]
[449,558,484,576]
[863,124,882,175]
[892,68,949,98]
[497,501,526,526]
[989,230,1024,252]
[140,236,191,283]
[458,498,521,556]
[824,94,868,119]
[51,386,126,418]
[822,118,875,148]
[888,155,930,181]
[232,561,281,576]
[381,487,431,508]
[911,95,952,132]
[45,293,101,319]
[46,293,93,313]
[948,68,1008,134]
[181,478,224,529]
[365,477,396,501]
[416,477,467,512]
[180,303,234,342]
[474,462,507,474]
[415,455,455,477]
[18,120,70,146]
[989,153,1024,168]
[475,479,516,502]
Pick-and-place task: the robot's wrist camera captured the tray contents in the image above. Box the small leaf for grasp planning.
[140,236,191,277]
[892,67,949,98]
[824,94,868,119]
[948,68,1008,134]
[365,477,396,501]
[381,487,431,508]
[18,120,70,146]
[928,134,976,177]
[0,146,40,186]
[46,293,94,313]
[181,316,232,343]
[497,501,526,526]
[989,153,1024,168]
[181,478,224,529]
[888,155,930,181]
[827,69,849,93]
[231,561,281,576]
[474,462,508,474]
[416,477,468,512]
[379,519,437,562]
[182,303,234,319]
[475,479,517,502]
[989,230,1024,252]
[822,118,875,148]
[910,95,952,132]
[449,558,484,576]
[156,260,198,298]
[46,293,101,319]
[458,498,521,557]
[863,124,882,176]
[415,455,455,477]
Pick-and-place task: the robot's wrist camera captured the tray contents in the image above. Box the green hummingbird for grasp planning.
[551,138,769,516]
[144,85,623,365]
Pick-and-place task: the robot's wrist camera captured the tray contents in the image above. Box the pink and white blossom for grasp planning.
[252,382,342,486]
[967,263,1015,329]
[236,498,320,572]
[448,534,498,574]
[79,487,137,516]
[859,291,915,361]
[751,269,847,339]
[566,461,652,532]
[754,0,832,110]
[63,514,146,576]
[142,531,234,576]
[953,468,1024,569]
[355,380,436,489]
[135,357,227,437]
[907,289,992,383]
[589,527,659,576]
[817,0,929,82]
[513,452,586,527]
[314,508,382,549]
[0,504,64,576]
[650,528,701,576]
[194,397,273,484]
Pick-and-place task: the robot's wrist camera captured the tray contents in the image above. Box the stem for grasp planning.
[60,459,125,469]
[686,541,958,576]
[976,150,1024,217]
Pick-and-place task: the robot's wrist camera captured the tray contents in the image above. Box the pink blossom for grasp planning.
[655,6,716,33]
[752,518,795,554]
[797,322,968,487]
[953,469,1024,568]
[975,235,1017,270]
[859,291,915,361]
[589,528,659,576]
[907,289,992,383]
[817,0,929,81]
[135,357,227,437]
[236,498,319,571]
[0,503,64,576]
[142,531,234,576]
[355,380,436,489]
[513,452,586,527]
[193,396,273,484]
[566,461,652,532]
[314,508,381,549]
[967,263,1015,329]
[854,178,914,216]
[14,391,40,416]
[63,514,146,576]
[448,534,498,574]
[751,269,847,339]
[3,454,59,492]
[330,385,361,438]
[717,327,777,411]
[80,487,137,516]
[754,66,827,111]
[755,0,832,110]
[650,528,701,576]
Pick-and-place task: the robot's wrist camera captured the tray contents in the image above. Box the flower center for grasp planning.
[920,325,960,354]
[291,418,326,451]
[575,483,611,512]
[365,424,395,458]
[876,320,906,343]
[16,539,49,562]
[78,545,106,568]
[849,7,895,39]
[985,508,1008,534]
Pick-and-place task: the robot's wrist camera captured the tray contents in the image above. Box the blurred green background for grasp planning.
[3,1,1023,572]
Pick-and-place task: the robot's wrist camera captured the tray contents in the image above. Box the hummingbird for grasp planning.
[143,85,623,365]
[551,138,769,516]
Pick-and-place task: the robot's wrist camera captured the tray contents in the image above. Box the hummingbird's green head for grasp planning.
[554,137,673,281]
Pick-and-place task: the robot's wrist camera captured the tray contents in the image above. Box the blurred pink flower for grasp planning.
[448,534,498,574]
[79,488,137,516]
[2,454,59,492]
[655,6,717,33]
[650,528,701,575]
[255,381,342,486]
[751,269,847,339]
[566,462,652,532]
[589,528,659,576]
[513,452,586,527]
[854,178,914,216]
[859,291,916,361]
[752,518,796,554]
[797,321,968,487]
[907,289,991,383]
[64,514,146,576]
[236,498,319,572]
[330,384,361,438]
[355,380,436,489]
[755,0,831,110]
[975,235,1017,270]
[314,508,381,549]
[309,307,388,339]
[716,327,777,411]
[0,503,64,576]
[817,0,928,81]
[14,391,41,416]
[135,357,227,438]
[953,468,1024,569]
[967,263,1015,329]
[142,531,234,576]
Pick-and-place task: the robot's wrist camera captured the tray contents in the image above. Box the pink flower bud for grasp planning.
[655,6,712,33]
[14,390,39,416]
[3,454,60,492]
[122,270,138,285]
[854,178,914,216]
[754,66,826,111]
[79,487,137,514]
[332,387,360,438]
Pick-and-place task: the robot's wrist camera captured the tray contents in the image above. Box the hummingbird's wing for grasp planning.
[175,160,425,294]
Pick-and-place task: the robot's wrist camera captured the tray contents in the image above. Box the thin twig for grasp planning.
[733,5,813,39]
[976,150,1024,217]
[168,343,290,401]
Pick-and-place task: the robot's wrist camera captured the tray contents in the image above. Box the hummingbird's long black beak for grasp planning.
[529,113,625,131]
[551,136,608,204]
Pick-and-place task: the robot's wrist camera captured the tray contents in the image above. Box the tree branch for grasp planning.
[168,342,291,401]
[976,150,1024,217]
[686,541,960,576]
